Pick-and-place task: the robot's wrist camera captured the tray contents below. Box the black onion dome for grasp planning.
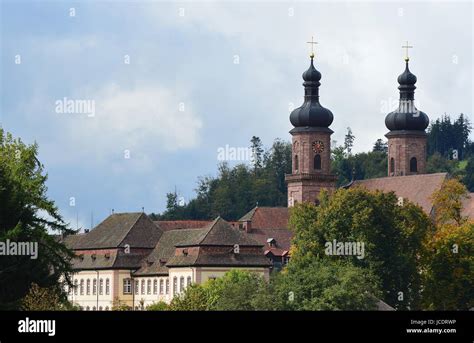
[385,110,429,131]
[397,62,417,85]
[385,60,429,132]
[302,59,322,82]
[290,58,333,128]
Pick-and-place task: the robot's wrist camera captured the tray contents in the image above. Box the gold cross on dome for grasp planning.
[307,36,318,59]
[402,41,413,61]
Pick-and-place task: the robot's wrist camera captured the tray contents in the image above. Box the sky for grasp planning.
[1,0,472,230]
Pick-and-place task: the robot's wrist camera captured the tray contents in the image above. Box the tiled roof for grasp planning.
[352,173,448,214]
[154,220,213,231]
[70,213,162,250]
[166,254,272,268]
[239,207,289,228]
[71,252,117,270]
[248,228,293,253]
[133,229,205,276]
[176,217,264,247]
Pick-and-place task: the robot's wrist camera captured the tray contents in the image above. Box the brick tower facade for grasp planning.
[385,57,429,177]
[285,54,337,206]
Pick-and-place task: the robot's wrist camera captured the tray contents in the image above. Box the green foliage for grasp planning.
[288,187,432,310]
[431,178,470,226]
[170,284,211,311]
[146,301,170,311]
[427,113,472,159]
[463,157,474,192]
[169,270,274,311]
[0,128,74,310]
[111,297,132,311]
[21,283,78,311]
[152,138,292,221]
[331,140,387,187]
[274,260,381,310]
[421,178,474,310]
[422,221,474,310]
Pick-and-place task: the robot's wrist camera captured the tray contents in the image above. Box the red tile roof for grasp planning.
[240,207,289,229]
[154,220,213,231]
[239,207,292,252]
[353,173,448,215]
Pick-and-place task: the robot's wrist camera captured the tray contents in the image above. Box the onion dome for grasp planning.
[385,59,429,132]
[289,56,334,129]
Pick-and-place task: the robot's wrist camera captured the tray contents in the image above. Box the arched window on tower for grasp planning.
[314,154,321,170]
[294,155,299,172]
[410,157,417,173]
[390,158,395,175]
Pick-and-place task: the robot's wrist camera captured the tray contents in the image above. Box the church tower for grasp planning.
[385,44,430,176]
[285,42,337,207]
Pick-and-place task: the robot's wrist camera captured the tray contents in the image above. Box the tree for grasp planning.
[152,138,291,221]
[250,136,264,174]
[427,114,472,159]
[168,270,273,311]
[422,221,474,310]
[111,297,132,311]
[372,139,388,153]
[21,283,78,311]
[146,301,170,311]
[206,269,271,310]
[169,284,211,311]
[274,260,381,310]
[288,188,432,310]
[422,178,474,310]
[344,127,355,155]
[431,178,469,226]
[462,157,474,192]
[0,128,74,310]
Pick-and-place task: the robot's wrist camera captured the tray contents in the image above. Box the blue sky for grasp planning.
[1,1,472,230]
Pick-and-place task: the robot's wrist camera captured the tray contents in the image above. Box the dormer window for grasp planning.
[183,248,188,256]
[267,238,276,248]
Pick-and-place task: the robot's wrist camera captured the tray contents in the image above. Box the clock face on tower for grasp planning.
[312,140,325,153]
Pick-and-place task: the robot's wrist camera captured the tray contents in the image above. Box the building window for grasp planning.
[166,279,169,294]
[93,279,97,295]
[153,279,158,295]
[159,279,164,295]
[390,157,395,174]
[314,154,321,170]
[294,155,299,172]
[410,157,417,172]
[141,280,145,295]
[80,279,84,295]
[123,278,132,294]
[74,279,78,296]
[180,276,185,292]
[105,279,110,295]
[99,278,103,295]
[187,276,192,286]
[135,280,139,295]
[173,277,178,295]
[86,279,90,295]
[147,279,152,295]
